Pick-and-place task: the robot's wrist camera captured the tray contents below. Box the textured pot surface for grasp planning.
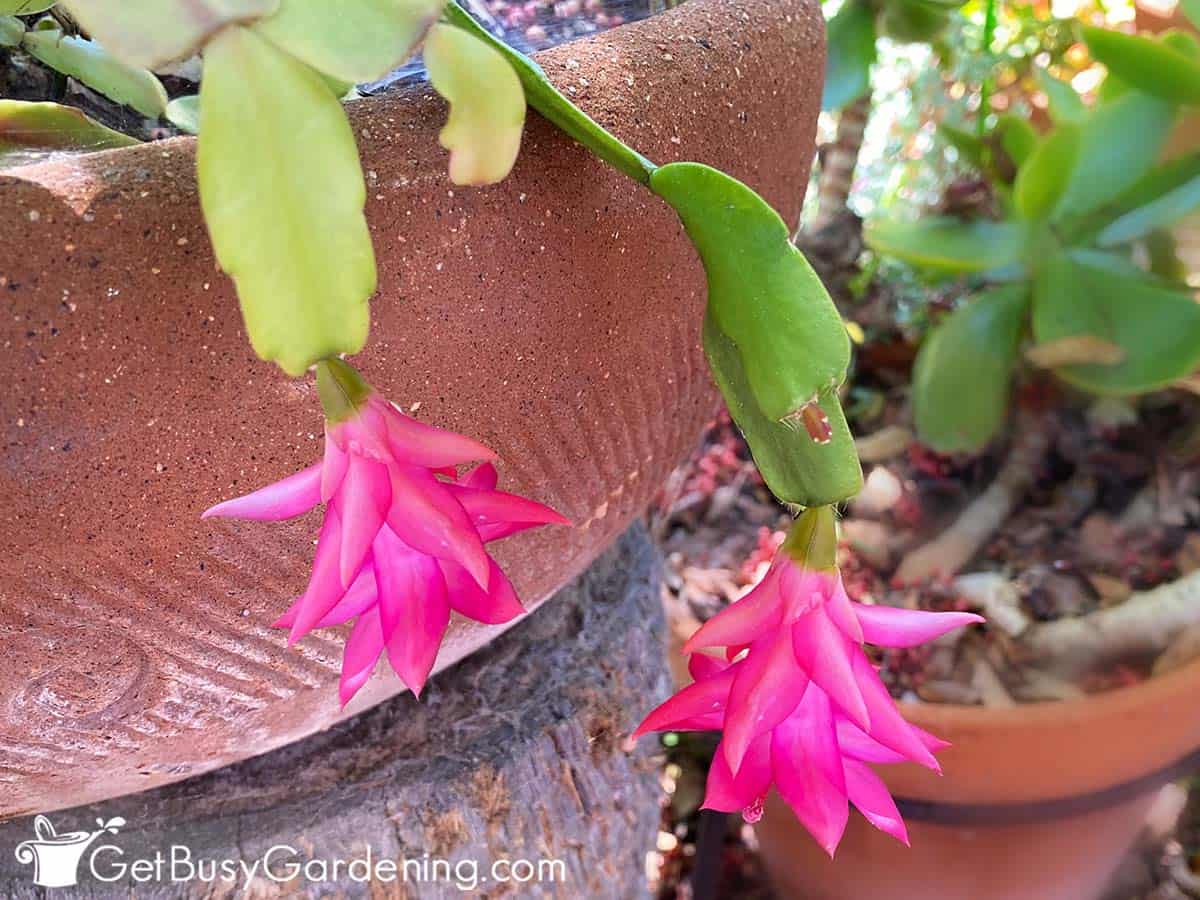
[0,0,824,816]
[757,656,1200,899]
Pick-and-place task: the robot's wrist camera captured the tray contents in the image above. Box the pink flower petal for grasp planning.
[854,603,984,648]
[844,759,909,846]
[377,397,498,468]
[338,606,384,706]
[688,653,731,683]
[702,734,772,813]
[383,563,451,698]
[782,685,846,795]
[442,557,525,625]
[274,566,378,629]
[463,463,499,491]
[723,630,809,773]
[791,608,870,730]
[771,714,849,857]
[288,508,349,643]
[633,666,737,737]
[202,463,321,521]
[824,575,864,644]
[850,647,940,772]
[372,525,436,641]
[448,483,570,542]
[385,464,491,588]
[337,456,390,587]
[682,569,784,654]
[321,431,349,503]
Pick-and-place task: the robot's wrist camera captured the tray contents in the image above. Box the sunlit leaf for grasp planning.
[865,217,1029,274]
[254,0,443,84]
[823,0,877,111]
[0,99,137,166]
[704,316,863,506]
[1035,68,1086,124]
[59,0,277,69]
[1093,151,1200,246]
[996,114,1037,170]
[424,22,524,186]
[0,15,23,46]
[1013,124,1078,220]
[1055,90,1175,222]
[165,94,199,134]
[912,285,1028,453]
[1082,25,1200,105]
[442,2,654,184]
[198,25,374,375]
[1032,252,1200,394]
[0,0,54,12]
[22,30,168,117]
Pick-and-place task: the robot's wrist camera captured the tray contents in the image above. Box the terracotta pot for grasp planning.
[0,0,824,817]
[756,656,1200,899]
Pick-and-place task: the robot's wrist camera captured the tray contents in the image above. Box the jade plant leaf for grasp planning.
[823,0,877,111]
[0,0,54,12]
[912,285,1029,453]
[865,217,1029,275]
[22,30,168,118]
[60,0,278,69]
[0,99,137,165]
[1035,68,1086,124]
[651,162,850,423]
[1055,91,1175,222]
[1031,252,1200,395]
[442,2,654,185]
[424,22,525,186]
[254,0,443,85]
[197,25,375,376]
[704,315,863,507]
[997,113,1038,172]
[1013,124,1079,220]
[165,94,199,134]
[1093,151,1200,247]
[1082,26,1200,105]
[0,15,22,46]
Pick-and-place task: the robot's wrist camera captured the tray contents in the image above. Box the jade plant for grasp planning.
[866,22,1200,453]
[2,0,988,851]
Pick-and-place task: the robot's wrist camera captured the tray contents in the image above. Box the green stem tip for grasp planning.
[781,505,839,572]
[316,357,372,423]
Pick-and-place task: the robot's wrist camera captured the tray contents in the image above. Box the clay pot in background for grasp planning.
[0,0,825,817]
[756,656,1200,900]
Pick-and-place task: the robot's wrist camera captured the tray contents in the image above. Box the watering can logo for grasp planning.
[14,815,125,888]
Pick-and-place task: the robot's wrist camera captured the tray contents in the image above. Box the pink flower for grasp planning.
[634,508,981,855]
[203,359,568,704]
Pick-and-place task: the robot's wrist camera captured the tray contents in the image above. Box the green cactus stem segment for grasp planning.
[317,357,372,423]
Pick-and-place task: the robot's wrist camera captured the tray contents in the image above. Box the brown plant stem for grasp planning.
[810,92,871,233]
[894,412,1052,585]
[1023,569,1200,675]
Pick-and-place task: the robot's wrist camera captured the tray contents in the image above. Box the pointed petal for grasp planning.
[321,431,350,503]
[447,483,570,542]
[383,563,450,697]
[854,603,984,648]
[386,464,491,588]
[372,525,434,641]
[845,759,909,846]
[337,456,390,586]
[780,684,846,795]
[339,606,384,706]
[825,575,864,644]
[687,653,731,683]
[463,462,498,490]
[633,666,737,737]
[202,463,321,521]
[792,609,870,730]
[442,557,525,624]
[702,734,772,813]
[850,647,940,771]
[771,716,850,857]
[378,397,497,468]
[288,509,348,643]
[682,569,784,654]
[274,566,378,629]
[723,630,809,773]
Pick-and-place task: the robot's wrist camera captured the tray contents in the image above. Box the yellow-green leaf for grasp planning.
[0,0,54,12]
[0,15,23,46]
[1082,25,1200,105]
[165,94,199,134]
[255,0,444,84]
[59,0,277,69]
[0,99,137,166]
[1013,124,1079,220]
[424,22,525,186]
[865,217,1030,274]
[22,30,167,117]
[197,25,375,375]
